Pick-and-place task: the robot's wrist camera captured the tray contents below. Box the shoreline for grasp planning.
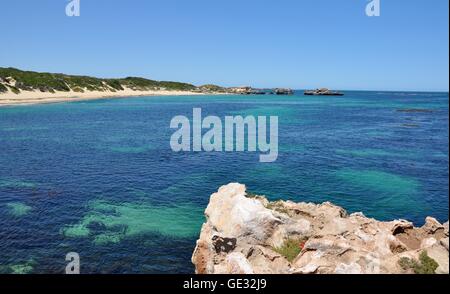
[0,88,228,107]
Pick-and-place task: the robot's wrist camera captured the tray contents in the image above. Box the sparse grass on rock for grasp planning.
[266,201,289,215]
[245,192,260,199]
[273,238,308,262]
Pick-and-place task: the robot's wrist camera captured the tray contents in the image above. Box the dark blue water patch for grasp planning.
[0,91,448,273]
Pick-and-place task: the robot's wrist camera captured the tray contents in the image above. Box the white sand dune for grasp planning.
[0,87,209,106]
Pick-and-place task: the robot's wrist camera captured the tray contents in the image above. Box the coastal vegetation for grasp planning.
[266,200,290,215]
[0,67,297,97]
[121,77,196,91]
[398,251,439,274]
[0,83,7,93]
[0,67,199,94]
[273,238,308,262]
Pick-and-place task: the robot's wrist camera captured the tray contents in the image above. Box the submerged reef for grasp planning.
[62,200,204,245]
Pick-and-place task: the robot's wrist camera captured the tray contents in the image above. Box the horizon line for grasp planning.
[1,65,449,94]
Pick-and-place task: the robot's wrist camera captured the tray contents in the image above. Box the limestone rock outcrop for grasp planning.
[192,183,449,274]
[304,88,344,96]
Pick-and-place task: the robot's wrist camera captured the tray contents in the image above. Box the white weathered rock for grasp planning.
[390,219,414,235]
[350,212,366,218]
[205,183,281,243]
[334,262,362,274]
[440,237,449,251]
[443,221,449,236]
[293,263,319,274]
[192,183,449,274]
[223,252,254,274]
[422,217,443,234]
[246,246,290,274]
[420,237,438,249]
[427,244,449,274]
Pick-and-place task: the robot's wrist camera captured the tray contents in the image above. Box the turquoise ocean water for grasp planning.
[0,91,448,273]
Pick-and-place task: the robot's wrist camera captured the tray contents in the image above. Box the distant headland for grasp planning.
[0,67,294,106]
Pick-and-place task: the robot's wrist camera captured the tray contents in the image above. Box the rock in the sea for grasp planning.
[192,183,449,274]
[304,88,344,96]
[274,88,294,95]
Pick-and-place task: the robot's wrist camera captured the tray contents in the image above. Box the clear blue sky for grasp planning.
[0,0,448,91]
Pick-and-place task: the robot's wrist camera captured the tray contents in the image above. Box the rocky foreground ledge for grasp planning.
[192,183,449,274]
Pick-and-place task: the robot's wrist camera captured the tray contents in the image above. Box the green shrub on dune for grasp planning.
[121,77,160,91]
[105,79,124,91]
[0,83,8,93]
[72,86,85,93]
[158,80,196,91]
[8,85,21,94]
[0,67,202,94]
[0,68,70,92]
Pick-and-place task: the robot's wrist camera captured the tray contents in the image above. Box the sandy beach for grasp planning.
[0,87,211,107]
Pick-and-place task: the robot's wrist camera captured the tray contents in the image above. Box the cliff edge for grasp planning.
[192,183,449,274]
